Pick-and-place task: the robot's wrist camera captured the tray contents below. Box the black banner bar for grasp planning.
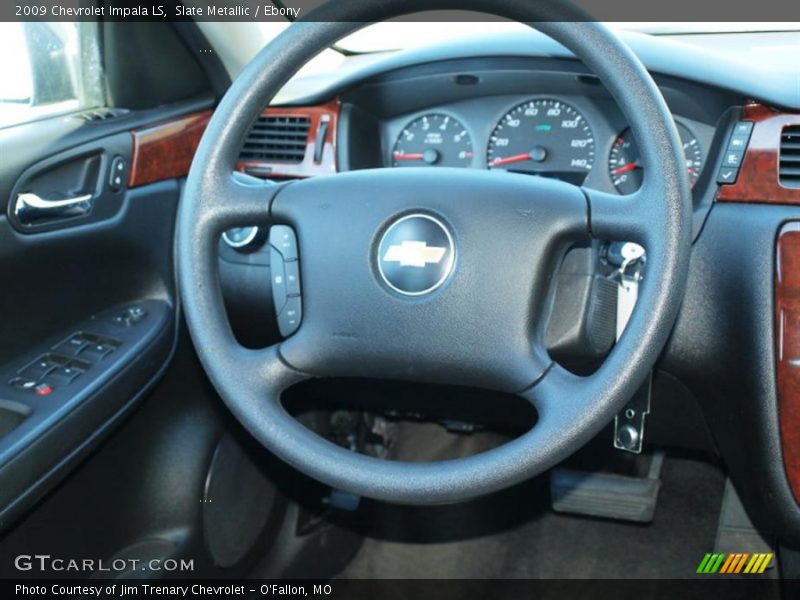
[2,0,800,22]
[0,578,792,600]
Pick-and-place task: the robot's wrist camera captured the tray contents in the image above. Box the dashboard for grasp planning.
[381,94,715,195]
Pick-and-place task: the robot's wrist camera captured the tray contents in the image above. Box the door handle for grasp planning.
[14,191,94,225]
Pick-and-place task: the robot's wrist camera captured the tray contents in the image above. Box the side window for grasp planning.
[0,22,104,128]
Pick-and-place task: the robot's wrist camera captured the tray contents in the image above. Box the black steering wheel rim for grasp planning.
[177,0,692,505]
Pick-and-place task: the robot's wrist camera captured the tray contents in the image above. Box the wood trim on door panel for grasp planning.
[128,110,212,188]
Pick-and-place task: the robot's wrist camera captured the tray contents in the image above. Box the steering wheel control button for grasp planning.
[270,246,289,314]
[270,225,298,260]
[277,296,302,337]
[269,225,303,337]
[378,214,455,296]
[284,260,301,296]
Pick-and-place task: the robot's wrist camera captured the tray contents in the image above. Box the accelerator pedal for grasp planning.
[550,452,664,523]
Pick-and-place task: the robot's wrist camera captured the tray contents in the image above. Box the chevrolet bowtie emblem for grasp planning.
[383,241,447,268]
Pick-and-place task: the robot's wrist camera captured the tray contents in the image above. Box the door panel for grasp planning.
[0,102,210,530]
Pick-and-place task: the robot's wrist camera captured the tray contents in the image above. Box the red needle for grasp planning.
[490,153,533,167]
[393,153,424,160]
[611,162,639,175]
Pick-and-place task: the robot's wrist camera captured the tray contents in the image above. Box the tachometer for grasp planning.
[487,99,595,185]
[608,123,704,194]
[392,113,473,167]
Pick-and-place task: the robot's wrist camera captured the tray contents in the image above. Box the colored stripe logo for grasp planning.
[696,552,773,574]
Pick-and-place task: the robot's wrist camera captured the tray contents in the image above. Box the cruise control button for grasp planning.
[285,260,301,296]
[270,225,298,260]
[277,296,302,337]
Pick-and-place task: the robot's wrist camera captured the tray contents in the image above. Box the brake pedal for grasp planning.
[550,452,664,523]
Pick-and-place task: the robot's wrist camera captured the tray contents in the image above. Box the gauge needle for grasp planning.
[489,153,534,167]
[393,153,425,160]
[611,162,641,175]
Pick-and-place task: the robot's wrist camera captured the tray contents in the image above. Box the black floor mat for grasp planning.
[340,423,726,579]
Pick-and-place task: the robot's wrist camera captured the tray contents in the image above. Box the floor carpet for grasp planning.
[340,423,727,580]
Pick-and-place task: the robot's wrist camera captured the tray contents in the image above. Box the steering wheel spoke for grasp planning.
[199,174,287,235]
[583,186,657,246]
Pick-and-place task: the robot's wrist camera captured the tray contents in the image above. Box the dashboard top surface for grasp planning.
[273,29,800,110]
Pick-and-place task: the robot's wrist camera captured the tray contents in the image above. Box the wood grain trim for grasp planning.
[717,102,800,204]
[235,99,340,179]
[128,110,212,188]
[777,222,800,504]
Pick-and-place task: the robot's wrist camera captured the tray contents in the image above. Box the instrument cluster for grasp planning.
[385,95,713,195]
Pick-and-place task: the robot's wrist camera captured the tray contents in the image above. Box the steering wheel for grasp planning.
[177,0,691,504]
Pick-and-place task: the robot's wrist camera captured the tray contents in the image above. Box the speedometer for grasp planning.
[487,99,595,185]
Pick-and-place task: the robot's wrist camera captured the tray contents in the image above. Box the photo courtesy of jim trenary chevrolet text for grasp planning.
[0,0,799,599]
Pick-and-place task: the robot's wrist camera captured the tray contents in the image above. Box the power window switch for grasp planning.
[54,335,89,356]
[49,365,83,384]
[20,357,57,379]
[79,343,114,361]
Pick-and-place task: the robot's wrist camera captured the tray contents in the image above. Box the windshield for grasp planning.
[333,21,800,53]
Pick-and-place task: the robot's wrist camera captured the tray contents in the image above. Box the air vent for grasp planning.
[78,107,130,122]
[781,126,800,188]
[240,115,311,163]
